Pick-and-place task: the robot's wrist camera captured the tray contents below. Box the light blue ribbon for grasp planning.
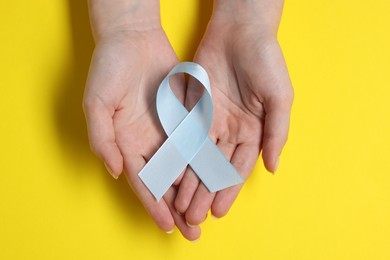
[138,62,244,201]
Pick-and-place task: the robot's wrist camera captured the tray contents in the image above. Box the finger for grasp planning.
[174,167,200,214]
[262,95,293,173]
[164,188,201,241]
[185,140,237,225]
[211,143,259,218]
[83,98,123,178]
[123,153,175,233]
[184,184,214,226]
[174,135,222,215]
[173,169,185,187]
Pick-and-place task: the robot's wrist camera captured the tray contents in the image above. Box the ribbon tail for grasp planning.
[190,137,244,193]
[138,141,187,201]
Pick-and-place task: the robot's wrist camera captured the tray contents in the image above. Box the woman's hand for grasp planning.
[84,0,200,241]
[175,0,294,226]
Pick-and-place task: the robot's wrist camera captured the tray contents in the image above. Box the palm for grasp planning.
[176,23,293,224]
[84,29,200,240]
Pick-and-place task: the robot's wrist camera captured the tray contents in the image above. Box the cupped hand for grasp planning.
[83,28,200,240]
[175,21,294,225]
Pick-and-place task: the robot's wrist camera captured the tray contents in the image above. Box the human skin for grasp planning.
[174,0,294,226]
[84,0,200,241]
[84,0,293,240]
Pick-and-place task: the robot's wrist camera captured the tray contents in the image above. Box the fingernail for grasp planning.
[190,238,200,243]
[210,214,219,220]
[273,156,280,174]
[166,229,174,234]
[186,222,196,228]
[104,162,118,179]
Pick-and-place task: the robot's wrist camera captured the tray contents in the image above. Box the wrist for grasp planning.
[88,0,161,41]
[212,0,284,34]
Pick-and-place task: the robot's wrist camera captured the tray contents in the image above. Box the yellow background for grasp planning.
[1,0,389,259]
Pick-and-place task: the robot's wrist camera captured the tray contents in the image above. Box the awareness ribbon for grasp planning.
[138,62,244,201]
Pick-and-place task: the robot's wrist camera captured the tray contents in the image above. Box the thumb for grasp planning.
[262,94,293,173]
[83,97,123,179]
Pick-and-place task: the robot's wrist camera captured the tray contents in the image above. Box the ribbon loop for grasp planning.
[139,62,243,201]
